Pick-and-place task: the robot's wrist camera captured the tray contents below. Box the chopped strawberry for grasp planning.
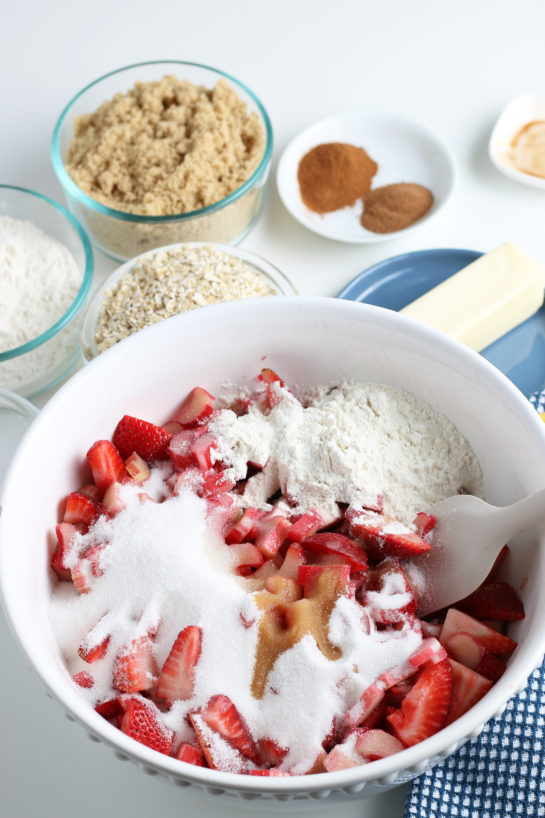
[113,415,173,461]
[156,626,202,702]
[78,483,102,502]
[125,452,151,483]
[298,564,351,598]
[63,491,101,527]
[172,387,215,427]
[355,729,405,761]
[413,511,436,536]
[119,696,174,755]
[224,507,265,544]
[474,652,507,682]
[362,558,417,623]
[346,509,430,560]
[200,694,261,765]
[439,608,517,659]
[176,742,205,766]
[455,581,525,621]
[189,713,254,771]
[167,428,206,469]
[386,658,452,747]
[287,508,338,543]
[95,698,122,720]
[79,634,110,664]
[87,440,129,494]
[378,639,447,691]
[51,522,79,581]
[445,658,493,725]
[113,636,158,693]
[303,532,368,572]
[258,368,285,408]
[257,737,288,767]
[385,680,414,708]
[249,769,291,777]
[73,670,94,688]
[255,516,291,559]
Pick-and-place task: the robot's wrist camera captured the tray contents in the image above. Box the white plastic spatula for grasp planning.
[413,487,545,617]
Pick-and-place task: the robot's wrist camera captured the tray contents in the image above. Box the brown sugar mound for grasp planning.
[297,142,378,213]
[361,183,433,233]
[65,76,266,216]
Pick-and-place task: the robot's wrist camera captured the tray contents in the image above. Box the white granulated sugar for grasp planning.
[211,381,483,523]
[0,216,82,390]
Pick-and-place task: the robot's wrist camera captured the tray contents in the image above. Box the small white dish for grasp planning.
[276,112,456,243]
[489,94,545,190]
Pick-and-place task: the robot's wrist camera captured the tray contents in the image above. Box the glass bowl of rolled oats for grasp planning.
[80,242,297,361]
[51,62,273,262]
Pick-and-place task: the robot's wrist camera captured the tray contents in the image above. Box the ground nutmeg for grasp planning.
[297,142,378,213]
[361,183,433,233]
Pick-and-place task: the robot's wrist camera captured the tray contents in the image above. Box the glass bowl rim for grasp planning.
[80,241,297,361]
[0,184,94,362]
[51,60,274,224]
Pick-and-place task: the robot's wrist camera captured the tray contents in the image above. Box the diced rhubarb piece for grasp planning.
[87,440,129,494]
[413,512,437,536]
[224,507,265,544]
[258,368,285,408]
[191,434,218,471]
[63,491,101,527]
[408,637,448,669]
[113,636,158,693]
[355,729,406,761]
[257,737,288,767]
[84,544,106,577]
[250,769,291,777]
[344,683,385,730]
[303,532,368,572]
[125,452,151,483]
[102,481,126,515]
[386,658,452,747]
[445,658,493,725]
[176,742,205,766]
[169,467,203,495]
[167,428,206,470]
[200,470,235,498]
[228,542,264,575]
[245,559,278,585]
[113,415,173,461]
[277,543,306,580]
[444,632,486,669]
[200,694,261,765]
[119,696,174,755]
[79,634,110,664]
[439,608,517,659]
[73,670,94,688]
[95,698,122,720]
[347,509,431,560]
[288,508,333,543]
[323,744,360,772]
[474,652,508,682]
[71,562,92,594]
[172,387,215,426]
[420,620,443,639]
[78,483,102,502]
[51,522,79,581]
[255,516,291,559]
[455,581,525,621]
[362,558,417,623]
[156,626,202,702]
[298,564,351,598]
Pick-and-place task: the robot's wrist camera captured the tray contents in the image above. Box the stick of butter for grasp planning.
[400,242,545,351]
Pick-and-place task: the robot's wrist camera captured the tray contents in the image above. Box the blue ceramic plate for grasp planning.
[337,248,545,396]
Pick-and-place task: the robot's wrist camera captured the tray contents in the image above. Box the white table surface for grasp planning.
[2,1,545,815]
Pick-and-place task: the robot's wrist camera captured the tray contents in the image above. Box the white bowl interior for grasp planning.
[2,297,545,803]
[277,113,456,243]
[489,94,545,190]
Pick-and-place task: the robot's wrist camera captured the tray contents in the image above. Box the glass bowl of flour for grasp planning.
[0,185,93,398]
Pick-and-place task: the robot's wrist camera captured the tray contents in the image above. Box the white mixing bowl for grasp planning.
[2,296,545,809]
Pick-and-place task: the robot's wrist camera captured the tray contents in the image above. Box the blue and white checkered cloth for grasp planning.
[405,390,545,818]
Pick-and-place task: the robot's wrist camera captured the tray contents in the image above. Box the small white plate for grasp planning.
[276,112,456,243]
[489,94,545,190]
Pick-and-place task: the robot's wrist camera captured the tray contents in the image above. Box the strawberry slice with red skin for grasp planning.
[445,658,493,725]
[79,483,102,502]
[172,387,215,427]
[250,769,291,777]
[95,698,122,720]
[413,512,437,536]
[113,415,173,461]
[257,737,288,767]
[385,680,414,708]
[63,491,102,527]
[455,581,525,621]
[156,626,202,702]
[439,608,518,659]
[51,522,79,581]
[113,636,158,693]
[474,652,507,682]
[200,694,262,765]
[79,634,110,664]
[176,742,206,766]
[167,428,206,469]
[303,532,368,572]
[386,658,453,747]
[346,509,431,560]
[298,563,351,598]
[73,670,94,688]
[287,507,341,543]
[224,507,266,544]
[255,516,291,559]
[87,440,130,494]
[258,368,285,408]
[119,696,174,755]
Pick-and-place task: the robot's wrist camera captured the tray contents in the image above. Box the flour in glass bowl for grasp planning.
[0,216,82,393]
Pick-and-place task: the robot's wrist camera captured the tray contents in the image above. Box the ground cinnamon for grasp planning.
[297,142,377,213]
[361,183,433,233]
